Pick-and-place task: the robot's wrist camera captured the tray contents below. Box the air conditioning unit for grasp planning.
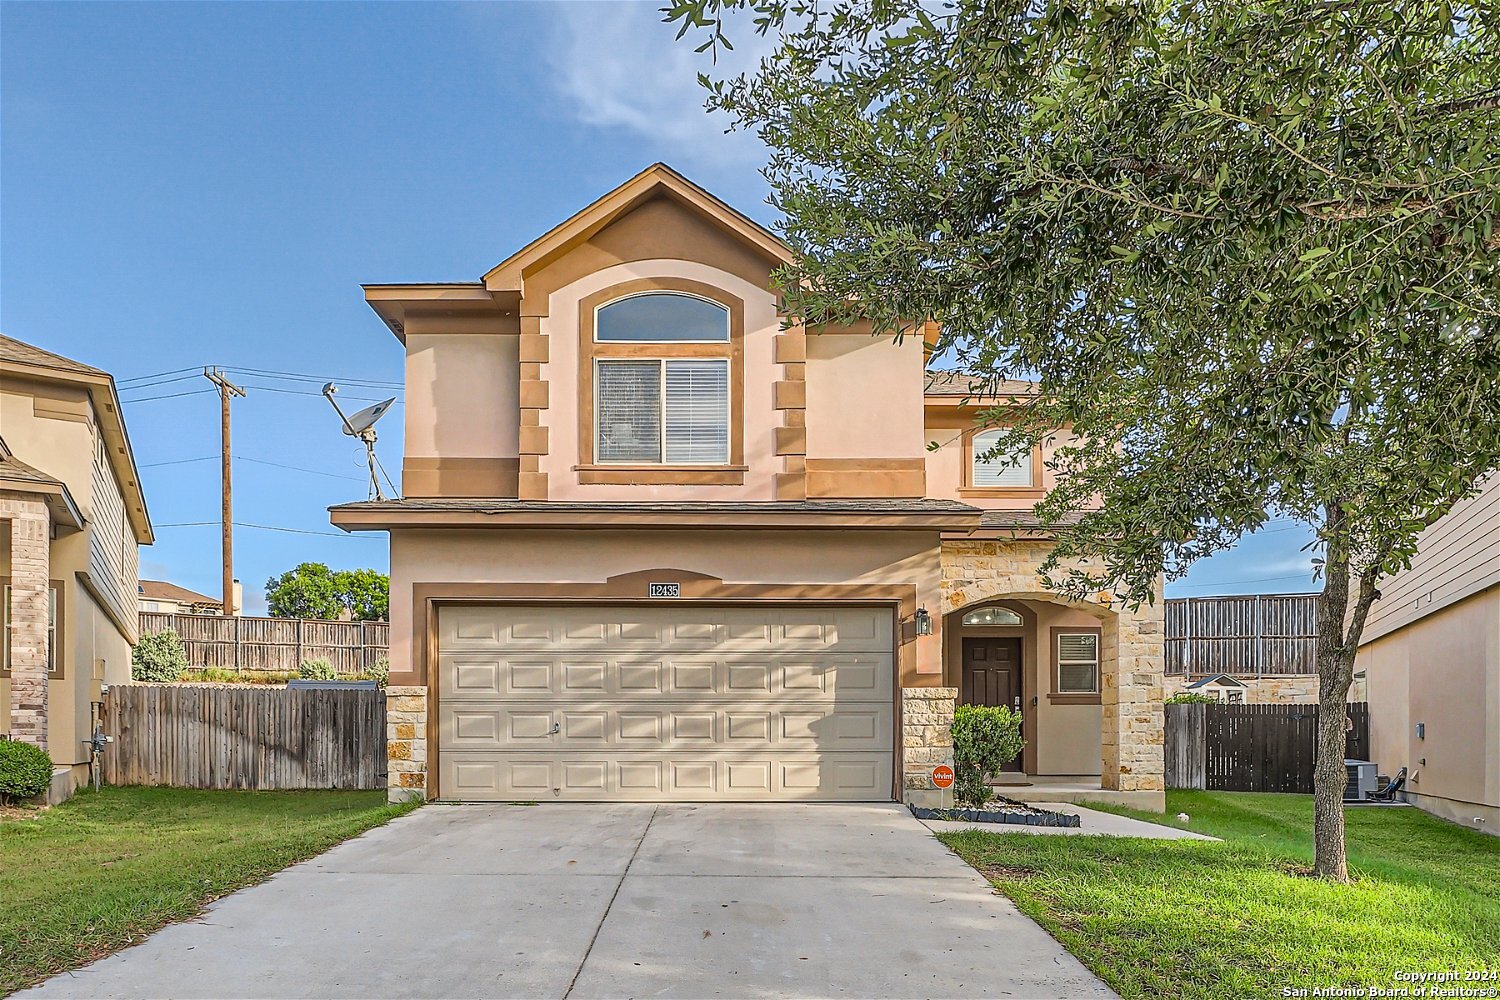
[1344,760,1378,801]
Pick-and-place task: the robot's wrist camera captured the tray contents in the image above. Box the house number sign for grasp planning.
[648,582,681,598]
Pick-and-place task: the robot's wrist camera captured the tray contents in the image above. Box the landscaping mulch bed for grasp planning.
[910,796,1082,827]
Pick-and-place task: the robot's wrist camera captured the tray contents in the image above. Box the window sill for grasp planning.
[575,464,748,486]
[959,487,1047,498]
[1048,692,1102,705]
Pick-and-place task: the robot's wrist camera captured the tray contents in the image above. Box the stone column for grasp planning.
[1101,603,1165,794]
[901,687,956,808]
[386,684,428,803]
[1,493,51,751]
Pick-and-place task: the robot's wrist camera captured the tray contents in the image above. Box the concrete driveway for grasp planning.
[23,803,1115,999]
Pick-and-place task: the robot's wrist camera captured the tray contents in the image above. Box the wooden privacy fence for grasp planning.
[1166,701,1371,793]
[103,683,386,790]
[1164,594,1318,676]
[139,612,389,675]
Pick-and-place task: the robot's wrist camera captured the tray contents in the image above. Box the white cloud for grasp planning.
[542,1,772,166]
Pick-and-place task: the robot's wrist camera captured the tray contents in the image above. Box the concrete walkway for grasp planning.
[22,803,1116,1000]
[921,801,1220,839]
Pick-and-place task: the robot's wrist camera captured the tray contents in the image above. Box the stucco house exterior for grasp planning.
[138,578,241,616]
[1,334,153,801]
[1357,474,1498,834]
[331,165,1165,809]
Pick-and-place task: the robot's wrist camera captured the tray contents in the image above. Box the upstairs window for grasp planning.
[596,292,729,343]
[596,359,730,464]
[970,428,1035,489]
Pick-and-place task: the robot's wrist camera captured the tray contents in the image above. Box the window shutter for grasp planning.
[597,360,662,462]
[664,360,729,463]
[972,429,1033,487]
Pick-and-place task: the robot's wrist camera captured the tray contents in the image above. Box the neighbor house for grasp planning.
[138,578,241,616]
[1357,474,1499,834]
[1,335,153,801]
[331,165,1165,809]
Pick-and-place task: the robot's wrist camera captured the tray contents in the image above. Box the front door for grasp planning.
[962,637,1024,772]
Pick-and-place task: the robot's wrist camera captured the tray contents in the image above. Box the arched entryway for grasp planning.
[944,594,1114,782]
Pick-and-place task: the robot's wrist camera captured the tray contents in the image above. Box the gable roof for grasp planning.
[482,163,793,291]
[0,334,109,377]
[1185,673,1249,689]
[139,580,221,606]
[0,333,154,543]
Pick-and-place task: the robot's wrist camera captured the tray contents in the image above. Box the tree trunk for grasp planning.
[1311,503,1384,881]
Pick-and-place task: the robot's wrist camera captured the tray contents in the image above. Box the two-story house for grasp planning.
[1,334,153,802]
[331,165,1165,809]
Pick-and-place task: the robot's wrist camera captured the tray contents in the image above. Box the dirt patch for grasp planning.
[976,861,1038,882]
[0,802,48,823]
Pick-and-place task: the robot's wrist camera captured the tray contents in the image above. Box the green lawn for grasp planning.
[940,791,1500,1000]
[0,786,416,995]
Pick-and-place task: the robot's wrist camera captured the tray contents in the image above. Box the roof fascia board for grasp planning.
[0,359,153,543]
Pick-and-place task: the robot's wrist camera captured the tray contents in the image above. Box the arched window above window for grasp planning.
[962,606,1024,627]
[596,292,729,343]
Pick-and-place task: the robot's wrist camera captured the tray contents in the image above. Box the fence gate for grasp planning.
[1167,702,1370,793]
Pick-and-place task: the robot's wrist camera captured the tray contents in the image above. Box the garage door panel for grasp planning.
[440,702,892,752]
[441,654,892,700]
[439,604,893,802]
[440,607,892,655]
[440,751,893,801]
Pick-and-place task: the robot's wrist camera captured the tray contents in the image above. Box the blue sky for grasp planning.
[1,1,1317,611]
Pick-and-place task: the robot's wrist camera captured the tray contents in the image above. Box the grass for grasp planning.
[940,791,1500,1000]
[0,786,416,995]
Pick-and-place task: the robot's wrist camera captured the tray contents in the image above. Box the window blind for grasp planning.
[972,429,1033,487]
[1057,632,1099,693]
[597,360,662,462]
[664,360,729,463]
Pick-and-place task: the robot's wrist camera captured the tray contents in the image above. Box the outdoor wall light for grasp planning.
[914,607,933,636]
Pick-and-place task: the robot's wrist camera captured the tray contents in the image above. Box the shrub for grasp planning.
[1165,691,1216,704]
[365,658,389,688]
[950,704,1025,810]
[0,739,54,804]
[132,629,189,683]
[298,658,336,681]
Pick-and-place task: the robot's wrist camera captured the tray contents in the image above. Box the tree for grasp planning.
[265,563,390,621]
[667,0,1500,879]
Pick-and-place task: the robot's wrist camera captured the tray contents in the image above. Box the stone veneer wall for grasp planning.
[939,539,1165,794]
[901,687,956,808]
[1164,673,1368,704]
[1,493,51,750]
[386,685,428,802]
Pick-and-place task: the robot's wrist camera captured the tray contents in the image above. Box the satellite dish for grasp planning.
[342,397,397,436]
[322,383,398,501]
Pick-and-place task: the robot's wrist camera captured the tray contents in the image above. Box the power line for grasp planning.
[226,367,402,389]
[240,382,401,403]
[237,456,367,482]
[118,366,203,385]
[1169,572,1314,590]
[139,455,217,468]
[153,520,377,539]
[117,372,206,393]
[121,388,218,403]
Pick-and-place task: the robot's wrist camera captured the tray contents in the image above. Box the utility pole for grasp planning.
[203,368,246,617]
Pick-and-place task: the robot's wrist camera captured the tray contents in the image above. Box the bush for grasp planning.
[365,658,389,688]
[298,658,336,681]
[132,629,189,683]
[0,739,54,804]
[1165,691,1217,704]
[951,704,1025,810]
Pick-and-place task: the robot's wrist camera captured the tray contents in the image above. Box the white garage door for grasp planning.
[437,604,894,801]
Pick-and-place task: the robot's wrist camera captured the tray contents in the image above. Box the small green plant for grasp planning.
[365,658,389,688]
[132,629,189,683]
[950,704,1025,810]
[1165,692,1217,704]
[298,658,337,681]
[0,739,54,804]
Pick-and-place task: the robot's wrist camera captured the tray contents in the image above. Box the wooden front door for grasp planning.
[962,637,1024,771]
